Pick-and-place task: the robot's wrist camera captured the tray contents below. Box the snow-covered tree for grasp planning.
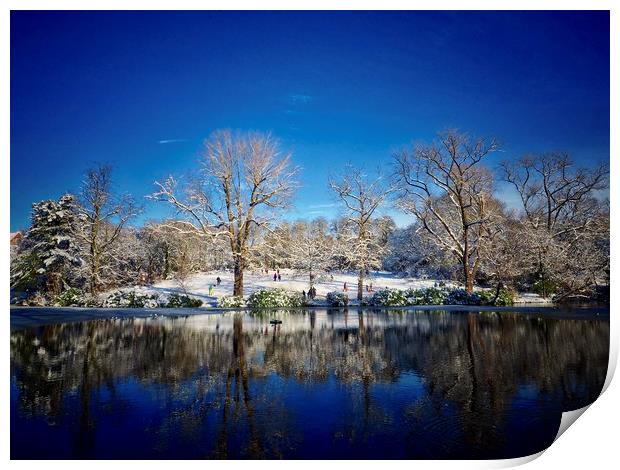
[330,165,396,300]
[104,228,148,288]
[76,164,139,293]
[10,194,82,297]
[394,130,501,292]
[152,130,298,295]
[288,218,334,288]
[501,153,609,298]
[383,223,454,278]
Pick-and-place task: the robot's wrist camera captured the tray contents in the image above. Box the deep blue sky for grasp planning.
[10,11,610,231]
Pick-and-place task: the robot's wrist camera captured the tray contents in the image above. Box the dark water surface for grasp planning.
[10,308,609,459]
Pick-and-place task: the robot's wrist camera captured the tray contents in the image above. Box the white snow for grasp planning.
[513,292,553,304]
[114,269,552,307]
[146,269,450,307]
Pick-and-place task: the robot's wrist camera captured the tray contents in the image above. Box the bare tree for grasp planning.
[76,164,139,294]
[152,130,298,296]
[329,165,396,300]
[501,153,609,298]
[394,130,500,292]
[501,153,607,235]
[288,218,334,289]
[478,212,526,303]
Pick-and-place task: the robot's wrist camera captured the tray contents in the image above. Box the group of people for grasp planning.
[272,269,282,282]
[302,286,317,300]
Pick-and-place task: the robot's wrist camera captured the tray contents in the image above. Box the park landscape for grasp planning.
[9,10,610,461]
[9,129,609,310]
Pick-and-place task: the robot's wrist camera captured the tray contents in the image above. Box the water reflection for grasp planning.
[10,309,609,459]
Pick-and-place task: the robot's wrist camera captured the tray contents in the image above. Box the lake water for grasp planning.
[10,307,609,459]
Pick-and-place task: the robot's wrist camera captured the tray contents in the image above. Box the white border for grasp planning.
[2,2,617,468]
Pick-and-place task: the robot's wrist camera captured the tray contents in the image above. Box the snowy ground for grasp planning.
[143,269,550,306]
[147,269,445,306]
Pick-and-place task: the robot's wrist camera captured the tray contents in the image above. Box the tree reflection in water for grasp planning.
[10,309,608,459]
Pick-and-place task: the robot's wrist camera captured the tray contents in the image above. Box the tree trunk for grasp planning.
[163,244,170,279]
[233,256,244,296]
[90,253,99,294]
[357,268,364,301]
[463,252,473,293]
[89,220,99,294]
[491,281,504,306]
[465,273,474,293]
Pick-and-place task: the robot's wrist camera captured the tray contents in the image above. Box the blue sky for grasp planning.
[10,11,610,231]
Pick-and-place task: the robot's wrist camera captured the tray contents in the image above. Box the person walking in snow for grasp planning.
[277,273,281,282]
[216,276,221,286]
[343,282,347,292]
[208,284,214,296]
[273,273,277,282]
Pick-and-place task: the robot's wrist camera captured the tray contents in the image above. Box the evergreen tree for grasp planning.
[10,194,83,297]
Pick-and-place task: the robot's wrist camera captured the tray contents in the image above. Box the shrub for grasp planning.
[81,295,104,308]
[494,288,515,306]
[368,286,514,307]
[369,288,409,307]
[533,279,557,298]
[102,289,161,308]
[165,293,203,308]
[326,291,348,307]
[246,288,305,308]
[444,288,482,305]
[54,288,84,306]
[404,287,447,305]
[14,292,48,306]
[218,295,246,308]
[476,288,515,307]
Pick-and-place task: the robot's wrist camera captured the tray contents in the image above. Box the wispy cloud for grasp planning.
[288,93,313,105]
[307,203,336,209]
[158,139,188,144]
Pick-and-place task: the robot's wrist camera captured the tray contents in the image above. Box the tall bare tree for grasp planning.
[394,130,500,292]
[77,164,138,293]
[152,130,298,296]
[329,165,396,300]
[501,153,609,298]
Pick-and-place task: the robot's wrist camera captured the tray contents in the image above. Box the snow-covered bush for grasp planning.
[475,288,515,306]
[369,288,409,307]
[444,289,482,305]
[165,293,203,308]
[495,289,515,306]
[218,295,246,308]
[326,291,348,307]
[246,288,304,308]
[102,289,161,308]
[404,287,448,305]
[13,292,48,306]
[366,286,514,307]
[54,288,84,307]
[103,290,206,308]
